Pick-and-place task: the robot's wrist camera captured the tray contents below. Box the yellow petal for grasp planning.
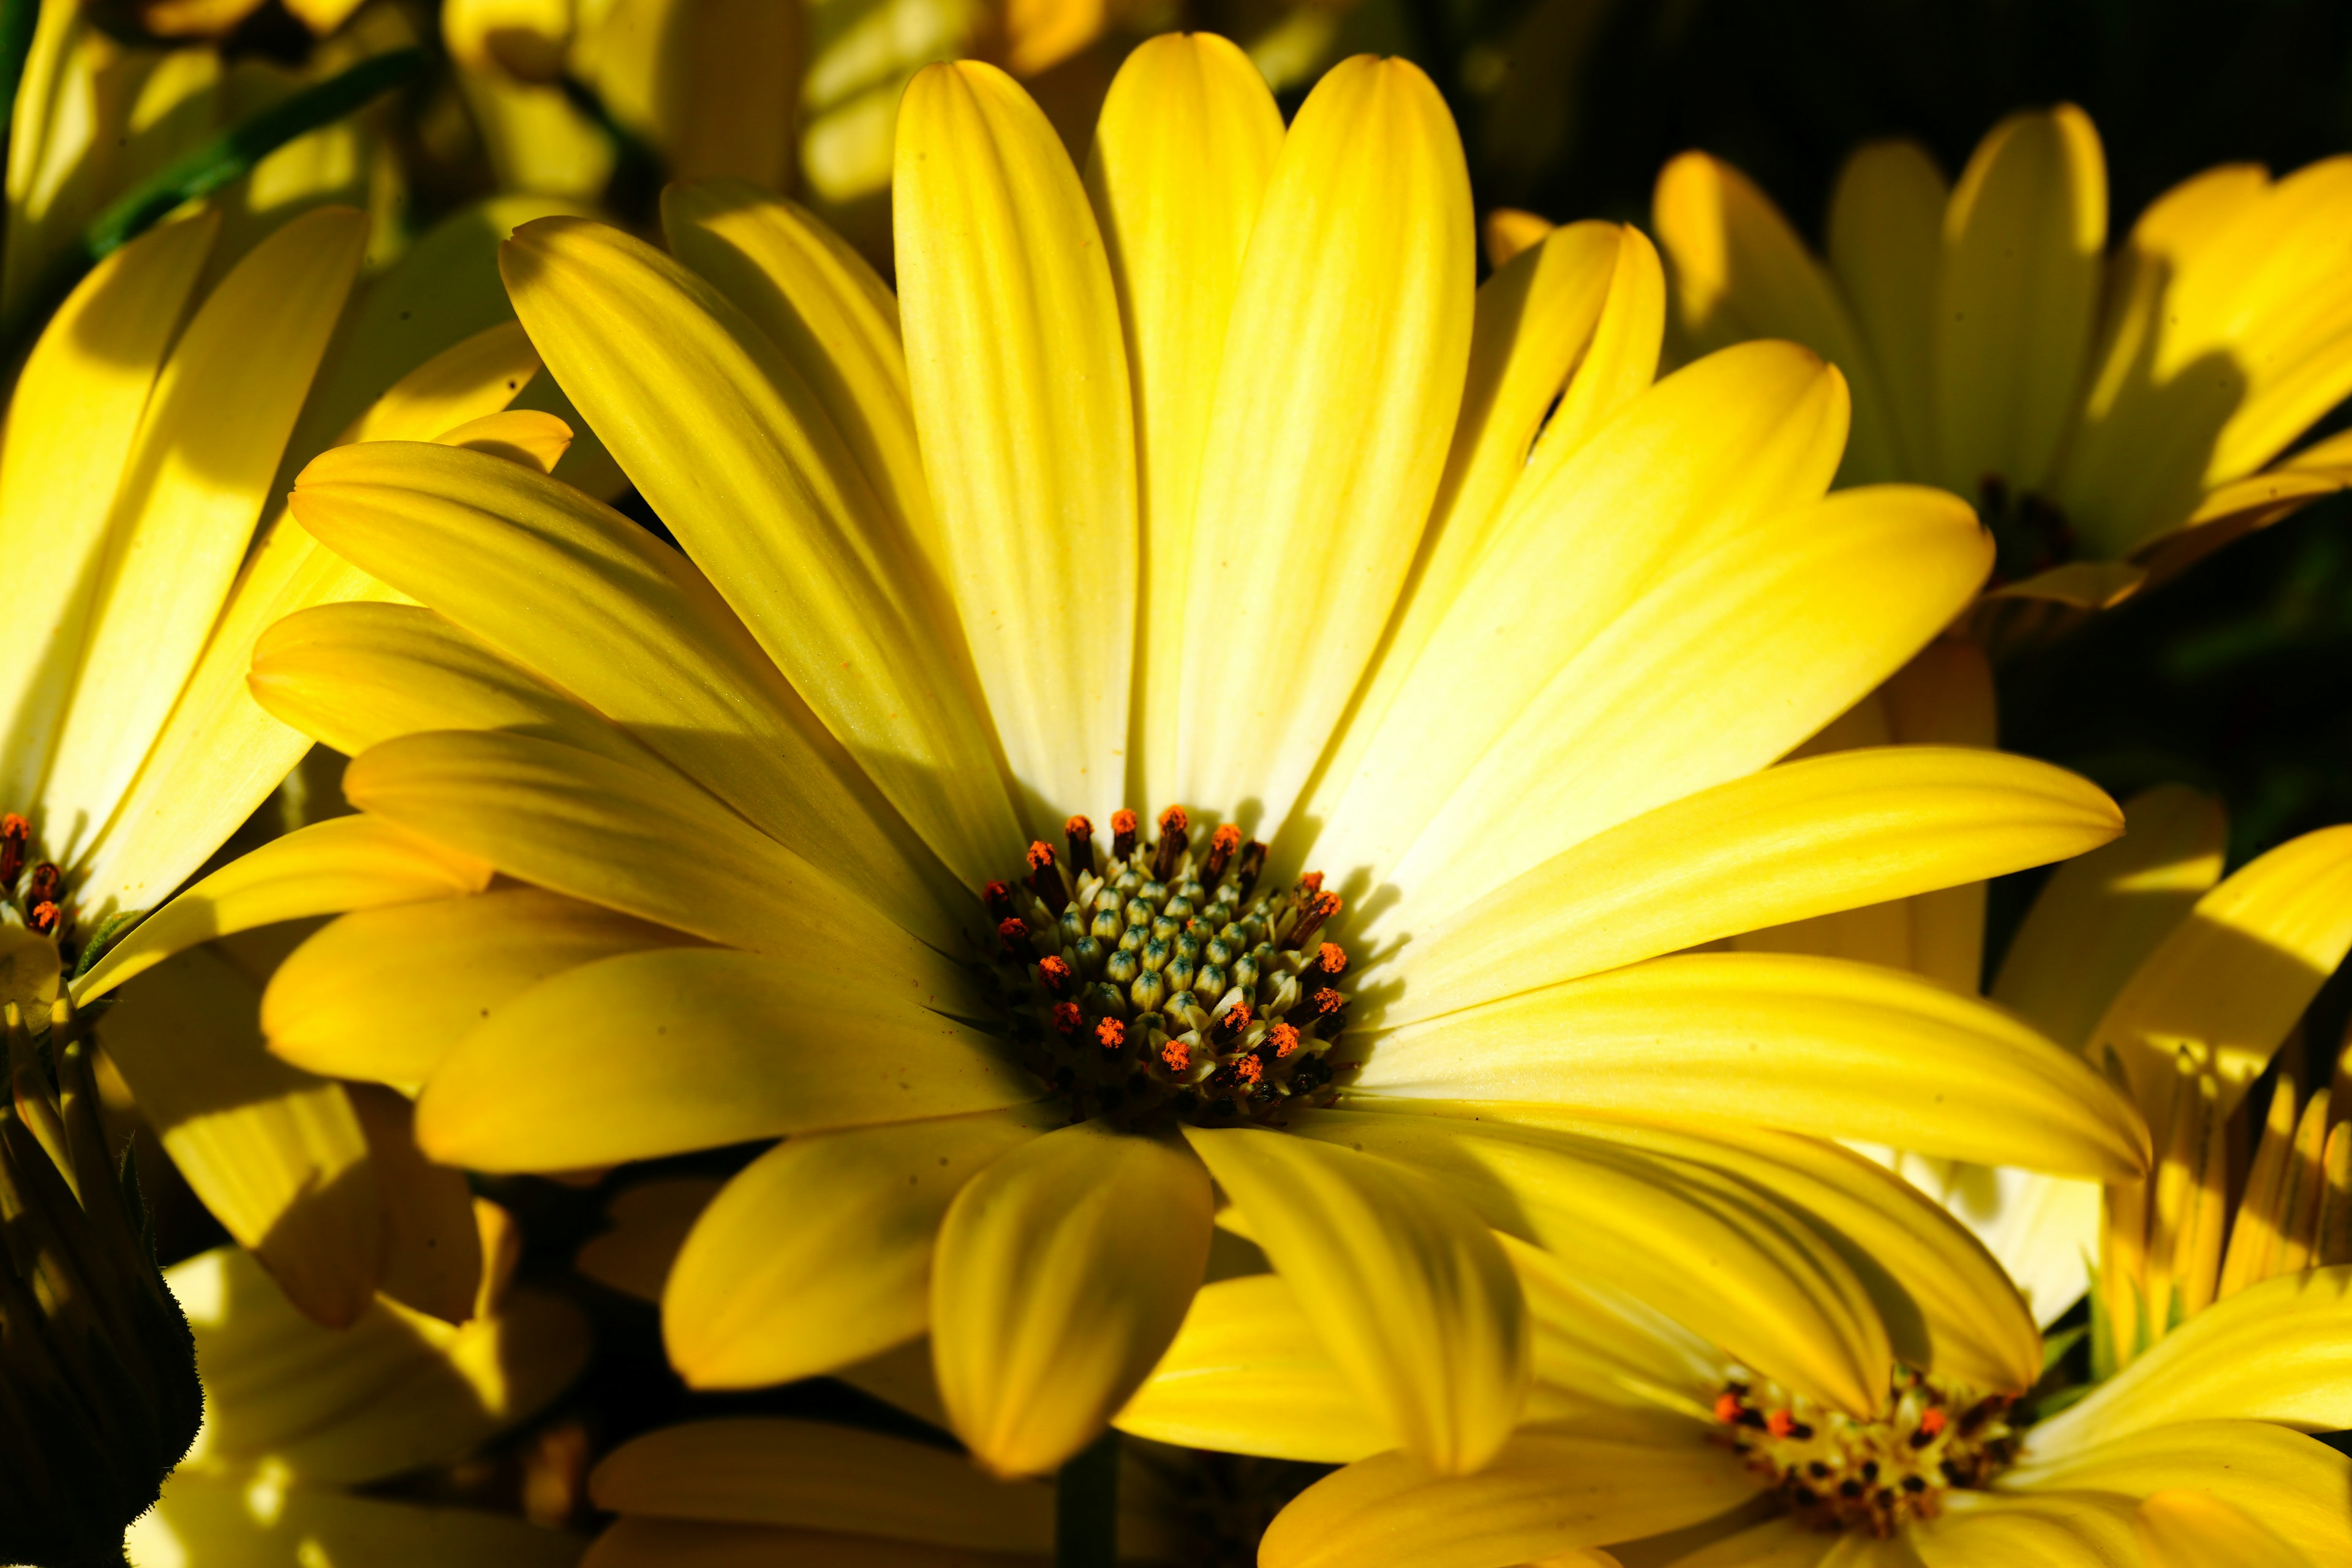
[1643,1514,1838,1567]
[1523,225,1668,473]
[1084,32,1284,810]
[1912,1490,2138,1568]
[1651,152,1898,483]
[2006,1420,2352,1568]
[574,1176,723,1302]
[433,408,573,472]
[1931,105,2105,497]
[1388,745,2120,1027]
[2136,1489,2316,1568]
[1826,139,1948,481]
[2029,1265,2352,1452]
[43,207,364,845]
[578,1518,1012,1566]
[102,942,379,1327]
[1311,341,1855,905]
[664,1104,1053,1389]
[894,60,1136,827]
[0,211,217,811]
[1176,54,1473,831]
[1484,207,1555,268]
[265,887,697,1085]
[500,214,1021,887]
[1354,951,2149,1181]
[75,815,492,1004]
[414,946,1035,1170]
[1286,1108,1883,1418]
[592,1417,1052,1549]
[1258,1417,1755,1568]
[2089,824,2352,1126]
[349,1082,483,1325]
[290,440,967,946]
[137,1471,585,1567]
[932,1120,1212,1476]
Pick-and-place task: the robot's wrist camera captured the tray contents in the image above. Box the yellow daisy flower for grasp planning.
[94,33,2149,1482]
[1648,108,2352,612]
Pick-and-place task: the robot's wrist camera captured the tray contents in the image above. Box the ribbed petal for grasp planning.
[2135,1489,2317,1568]
[1258,1416,1755,1568]
[2006,1421,2352,1568]
[75,815,492,1004]
[1354,952,2149,1180]
[1387,745,2120,1027]
[895,60,1136,827]
[1912,1491,2138,1568]
[291,442,967,946]
[663,1106,1052,1389]
[1175,54,1474,831]
[931,1120,1213,1476]
[1658,1514,1841,1567]
[1826,139,1948,481]
[265,888,696,1085]
[501,214,1022,887]
[1084,32,1284,811]
[413,947,1035,1170]
[1184,1126,1531,1472]
[1930,105,2105,497]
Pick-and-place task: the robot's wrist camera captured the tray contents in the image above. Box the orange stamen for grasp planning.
[982,880,1015,920]
[1161,1038,1191,1073]
[1038,956,1074,994]
[1918,1408,1948,1438]
[1051,1001,1082,1035]
[1315,941,1348,976]
[29,901,57,935]
[1235,1053,1263,1085]
[1027,841,1056,872]
[1269,1023,1301,1058]
[1766,1410,1797,1439]
[1714,1392,1744,1424]
[1065,815,1095,876]
[1110,810,1139,859]
[1096,1018,1126,1052]
[1203,823,1242,882]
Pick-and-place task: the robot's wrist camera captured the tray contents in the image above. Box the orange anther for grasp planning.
[1235,1053,1263,1085]
[997,916,1030,944]
[1038,956,1074,993]
[1269,1023,1301,1058]
[1713,1392,1744,1424]
[1027,841,1056,872]
[1161,1038,1191,1073]
[1918,1408,1948,1438]
[1096,1019,1126,1051]
[1110,810,1138,835]
[1158,806,1188,835]
[28,901,57,935]
[1300,871,1324,893]
[1051,1001,1082,1035]
[1065,815,1092,836]
[1316,941,1347,975]
[982,880,1016,919]
[1766,1410,1797,1439]
[1311,988,1343,1014]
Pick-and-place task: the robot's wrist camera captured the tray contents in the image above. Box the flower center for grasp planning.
[979,807,1352,1129]
[1713,1370,2018,1538]
[0,813,74,954]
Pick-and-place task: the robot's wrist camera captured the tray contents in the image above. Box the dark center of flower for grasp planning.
[979,807,1354,1129]
[0,812,77,959]
[1978,472,2075,582]
[1713,1369,2019,1538]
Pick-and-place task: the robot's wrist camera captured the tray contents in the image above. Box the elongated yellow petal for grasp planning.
[1286,1108,1884,1417]
[75,815,492,1004]
[265,888,695,1085]
[138,1471,586,1567]
[1184,1125,1531,1474]
[895,60,1135,827]
[592,1418,1050,1548]
[292,441,966,946]
[1523,225,1668,475]
[2135,1489,2316,1568]
[1259,1417,1755,1568]
[2029,1265,2352,1452]
[932,1120,1212,1476]
[1085,33,1284,810]
[664,1104,1053,1389]
[415,947,1035,1170]
[1912,1489,2138,1568]
[43,206,364,843]
[1355,951,2149,1180]
[501,215,1021,887]
[1993,784,2226,1051]
[1312,340,1852,899]
[102,942,378,1327]
[1652,152,1898,482]
[1931,105,2105,497]
[1826,139,1948,481]
[1650,1515,1838,1567]
[1177,53,1474,831]
[349,1083,483,1325]
[2091,825,2352,1126]
[2007,1420,2352,1567]
[1389,746,2119,1027]
[0,212,216,811]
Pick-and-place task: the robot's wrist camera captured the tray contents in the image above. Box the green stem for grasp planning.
[1054,1427,1120,1568]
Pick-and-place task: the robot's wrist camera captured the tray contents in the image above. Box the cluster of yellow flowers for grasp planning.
[2,2,2349,1565]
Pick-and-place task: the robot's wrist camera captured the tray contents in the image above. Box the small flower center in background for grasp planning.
[1,812,74,953]
[984,808,1352,1128]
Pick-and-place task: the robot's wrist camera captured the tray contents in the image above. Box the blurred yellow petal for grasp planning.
[932,1120,1212,1476]
[1932,105,2105,497]
[2136,1489,2315,1568]
[1651,1514,1838,1567]
[665,1104,1053,1389]
[581,1518,1030,1566]
[265,887,696,1085]
[1826,139,1948,480]
[1483,207,1554,268]
[575,0,804,189]
[1994,784,2225,1050]
[76,815,492,1004]
[1084,32,1284,809]
[592,1417,1052,1549]
[500,214,1020,887]
[135,1471,584,1567]
[1389,745,2120,1026]
[1185,1125,1531,1474]
[574,1176,723,1301]
[1177,55,1472,830]
[1259,1417,1755,1568]
[349,1082,483,1325]
[415,946,1035,1170]
[895,60,1134,826]
[1912,1490,2137,1568]
[1357,951,2147,1181]
[2007,1420,2352,1567]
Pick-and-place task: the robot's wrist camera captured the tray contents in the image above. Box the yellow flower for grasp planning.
[96,34,2148,1480]
[1149,1234,2352,1567]
[129,1242,589,1567]
[1647,108,2352,611]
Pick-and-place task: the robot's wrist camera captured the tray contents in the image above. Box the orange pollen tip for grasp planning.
[1110,810,1137,835]
[1026,841,1055,871]
[1161,1039,1191,1072]
[1096,1019,1126,1050]
[1222,1002,1252,1031]
[1236,1054,1263,1085]
[1052,1001,1082,1035]
[1158,806,1188,834]
[1317,942,1347,974]
[1038,956,1073,989]
[1919,1408,1948,1437]
[1065,815,1092,835]
[0,815,23,837]
[1312,988,1343,1014]
[29,901,57,933]
[1209,824,1241,851]
[1766,1410,1797,1439]
[1714,1393,1745,1424]
[1309,891,1341,918]
[1300,871,1325,893]
[1270,1023,1301,1058]
[997,916,1029,942]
